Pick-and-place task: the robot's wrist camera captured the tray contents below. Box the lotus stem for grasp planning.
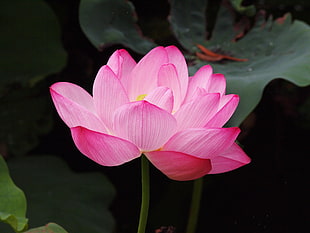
[137,154,150,233]
[186,177,204,233]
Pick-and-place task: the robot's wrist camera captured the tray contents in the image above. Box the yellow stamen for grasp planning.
[136,94,147,101]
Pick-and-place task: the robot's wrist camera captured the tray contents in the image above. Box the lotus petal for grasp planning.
[113,101,177,151]
[71,126,140,166]
[145,151,211,181]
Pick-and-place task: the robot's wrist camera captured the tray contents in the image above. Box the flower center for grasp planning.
[136,94,147,101]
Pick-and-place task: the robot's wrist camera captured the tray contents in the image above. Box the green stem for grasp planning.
[137,155,150,233]
[186,177,204,233]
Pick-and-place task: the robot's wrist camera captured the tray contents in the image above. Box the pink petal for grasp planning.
[145,151,211,181]
[50,82,107,132]
[113,101,177,151]
[209,143,251,174]
[93,65,129,130]
[71,126,140,166]
[173,93,220,131]
[165,46,189,105]
[205,94,239,128]
[51,82,94,110]
[158,64,182,112]
[163,127,240,159]
[144,86,174,113]
[207,73,226,95]
[107,49,136,90]
[184,65,213,103]
[128,47,169,100]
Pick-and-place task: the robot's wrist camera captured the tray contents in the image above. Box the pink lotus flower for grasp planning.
[50,46,250,181]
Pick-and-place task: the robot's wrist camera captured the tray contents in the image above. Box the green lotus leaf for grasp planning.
[24,223,68,233]
[170,2,310,126]
[79,0,156,53]
[169,0,207,51]
[0,155,115,233]
[0,156,28,232]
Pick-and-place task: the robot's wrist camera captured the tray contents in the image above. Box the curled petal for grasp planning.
[208,74,226,95]
[145,151,211,181]
[163,127,240,159]
[128,47,169,100]
[165,46,189,105]
[186,66,226,97]
[107,49,136,89]
[174,93,220,131]
[209,143,251,174]
[71,126,140,166]
[144,86,174,113]
[184,65,213,103]
[50,82,107,132]
[205,94,239,128]
[93,65,129,130]
[113,101,177,151]
[158,64,182,112]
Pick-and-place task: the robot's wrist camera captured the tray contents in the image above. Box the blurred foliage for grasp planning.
[169,0,207,50]
[0,0,66,88]
[0,0,67,156]
[0,156,28,232]
[79,0,156,53]
[171,1,310,126]
[0,155,115,233]
[230,0,256,16]
[0,84,53,156]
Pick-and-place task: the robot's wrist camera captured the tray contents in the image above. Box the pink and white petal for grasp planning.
[51,82,95,110]
[144,86,174,113]
[107,49,136,90]
[113,101,177,151]
[218,94,238,109]
[184,65,213,103]
[93,65,129,130]
[71,126,141,166]
[165,46,189,103]
[128,47,169,100]
[205,94,239,128]
[158,64,182,111]
[173,93,220,131]
[163,127,240,159]
[195,87,208,96]
[145,151,211,181]
[50,82,107,132]
[207,73,226,95]
[209,143,251,174]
